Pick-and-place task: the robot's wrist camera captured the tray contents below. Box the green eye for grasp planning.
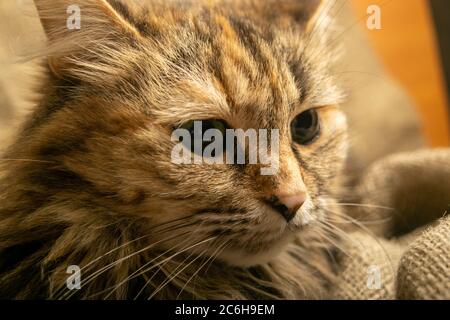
[179,120,228,156]
[291,109,321,145]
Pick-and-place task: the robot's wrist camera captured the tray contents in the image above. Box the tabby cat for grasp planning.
[0,0,348,299]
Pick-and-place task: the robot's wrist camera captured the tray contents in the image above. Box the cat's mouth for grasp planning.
[207,199,318,267]
[172,198,321,267]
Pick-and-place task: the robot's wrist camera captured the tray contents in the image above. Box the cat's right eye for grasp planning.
[180,120,228,156]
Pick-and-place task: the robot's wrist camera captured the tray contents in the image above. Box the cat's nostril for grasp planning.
[266,195,300,223]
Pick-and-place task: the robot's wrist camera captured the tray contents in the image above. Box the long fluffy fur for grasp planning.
[0,0,348,299]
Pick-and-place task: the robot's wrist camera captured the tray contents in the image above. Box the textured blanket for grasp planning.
[333,149,450,300]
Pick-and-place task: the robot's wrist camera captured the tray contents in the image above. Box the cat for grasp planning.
[0,0,348,299]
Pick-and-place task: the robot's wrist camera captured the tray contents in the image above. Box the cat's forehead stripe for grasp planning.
[199,14,301,117]
[107,3,305,113]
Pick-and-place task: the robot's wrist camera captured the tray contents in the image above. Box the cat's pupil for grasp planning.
[291,109,321,145]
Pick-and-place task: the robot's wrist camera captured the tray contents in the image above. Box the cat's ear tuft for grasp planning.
[33,0,141,79]
[245,0,326,32]
[33,0,140,42]
[282,0,326,31]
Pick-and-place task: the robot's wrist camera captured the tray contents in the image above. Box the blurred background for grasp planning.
[351,0,449,147]
[0,0,449,172]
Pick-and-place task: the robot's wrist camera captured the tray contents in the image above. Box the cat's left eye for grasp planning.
[179,119,228,156]
[291,109,321,145]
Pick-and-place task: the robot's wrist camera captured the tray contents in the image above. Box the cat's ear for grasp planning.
[34,0,140,42]
[247,0,326,32]
[281,0,326,31]
[33,0,141,79]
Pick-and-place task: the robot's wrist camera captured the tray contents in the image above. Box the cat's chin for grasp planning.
[217,233,295,267]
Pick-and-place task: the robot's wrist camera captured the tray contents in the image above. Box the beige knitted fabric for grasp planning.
[348,149,450,237]
[331,221,449,300]
[397,218,450,299]
[333,149,450,300]
[330,232,405,299]
[331,217,450,300]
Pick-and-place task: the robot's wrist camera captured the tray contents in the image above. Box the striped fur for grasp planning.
[0,0,348,299]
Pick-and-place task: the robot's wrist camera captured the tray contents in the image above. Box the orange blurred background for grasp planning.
[350,0,450,147]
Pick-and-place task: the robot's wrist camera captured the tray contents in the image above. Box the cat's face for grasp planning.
[32,0,347,267]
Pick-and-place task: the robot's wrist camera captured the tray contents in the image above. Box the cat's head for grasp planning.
[28,0,347,267]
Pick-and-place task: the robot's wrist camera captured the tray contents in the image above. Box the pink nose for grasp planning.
[268,192,307,222]
[278,193,307,212]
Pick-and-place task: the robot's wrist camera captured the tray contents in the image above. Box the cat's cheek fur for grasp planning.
[217,232,296,267]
